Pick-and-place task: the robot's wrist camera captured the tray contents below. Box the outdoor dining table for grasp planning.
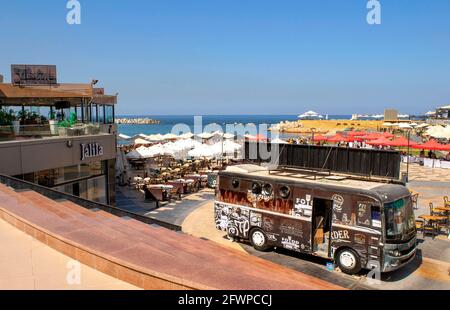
[434,206,450,214]
[418,214,448,236]
[419,215,447,221]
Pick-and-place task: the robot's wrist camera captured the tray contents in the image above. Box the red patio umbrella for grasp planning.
[412,139,448,151]
[382,132,394,138]
[366,136,392,146]
[347,131,366,137]
[327,134,348,143]
[387,136,418,147]
[245,134,268,142]
[312,134,328,142]
[362,133,382,140]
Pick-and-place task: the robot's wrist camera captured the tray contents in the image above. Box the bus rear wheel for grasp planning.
[250,228,272,252]
[336,248,361,275]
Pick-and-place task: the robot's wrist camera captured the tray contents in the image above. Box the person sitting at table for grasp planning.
[419,149,425,158]
[445,152,450,161]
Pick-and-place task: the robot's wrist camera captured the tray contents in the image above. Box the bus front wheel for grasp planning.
[336,248,361,275]
[250,228,272,252]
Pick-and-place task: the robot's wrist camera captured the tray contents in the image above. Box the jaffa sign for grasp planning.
[11,64,57,85]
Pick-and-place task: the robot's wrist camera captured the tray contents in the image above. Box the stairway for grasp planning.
[0,183,342,290]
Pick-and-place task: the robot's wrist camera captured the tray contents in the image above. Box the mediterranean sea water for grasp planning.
[117,115,354,138]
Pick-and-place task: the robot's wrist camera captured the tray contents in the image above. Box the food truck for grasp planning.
[214,164,417,274]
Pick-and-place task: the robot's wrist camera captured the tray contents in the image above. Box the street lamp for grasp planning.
[406,129,410,183]
[311,128,316,145]
[405,123,418,183]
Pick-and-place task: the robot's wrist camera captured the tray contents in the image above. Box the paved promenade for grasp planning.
[0,219,138,290]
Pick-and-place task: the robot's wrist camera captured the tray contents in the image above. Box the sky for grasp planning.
[0,0,449,115]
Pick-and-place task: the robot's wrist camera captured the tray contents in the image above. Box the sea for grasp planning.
[117,114,354,139]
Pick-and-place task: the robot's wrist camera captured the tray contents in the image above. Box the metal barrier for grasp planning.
[244,142,402,180]
[0,174,182,232]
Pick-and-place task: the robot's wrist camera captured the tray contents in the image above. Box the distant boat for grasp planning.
[298,111,323,119]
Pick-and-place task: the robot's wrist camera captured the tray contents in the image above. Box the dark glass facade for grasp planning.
[14,159,115,205]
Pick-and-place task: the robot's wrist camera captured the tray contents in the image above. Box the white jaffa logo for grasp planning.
[367,0,381,25]
[81,143,104,161]
[66,0,81,25]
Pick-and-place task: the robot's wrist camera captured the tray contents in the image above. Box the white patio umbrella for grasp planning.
[146,134,165,142]
[271,138,288,144]
[426,126,450,139]
[382,122,396,127]
[130,133,149,140]
[163,133,179,140]
[398,123,412,129]
[126,150,144,159]
[133,138,152,146]
[197,132,214,140]
[298,111,321,118]
[212,140,242,154]
[188,144,217,158]
[178,132,194,139]
[118,133,131,141]
[223,133,235,139]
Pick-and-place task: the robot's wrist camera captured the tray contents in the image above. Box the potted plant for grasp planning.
[0,109,19,135]
[57,120,70,136]
[11,112,20,135]
[48,111,58,135]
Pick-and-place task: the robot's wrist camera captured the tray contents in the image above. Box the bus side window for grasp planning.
[371,206,382,229]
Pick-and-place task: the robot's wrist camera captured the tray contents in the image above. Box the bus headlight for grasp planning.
[388,250,401,257]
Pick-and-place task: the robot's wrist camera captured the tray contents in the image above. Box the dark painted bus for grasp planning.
[214,164,417,275]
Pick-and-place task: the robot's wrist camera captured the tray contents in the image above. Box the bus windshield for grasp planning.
[384,197,415,242]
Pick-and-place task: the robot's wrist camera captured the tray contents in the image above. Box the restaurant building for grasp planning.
[0,65,117,205]
[435,105,450,120]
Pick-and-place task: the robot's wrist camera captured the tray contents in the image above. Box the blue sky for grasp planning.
[0,0,449,115]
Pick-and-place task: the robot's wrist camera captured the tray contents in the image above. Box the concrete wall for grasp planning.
[0,134,116,176]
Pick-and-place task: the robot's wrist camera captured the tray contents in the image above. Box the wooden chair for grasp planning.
[419,219,439,239]
[429,202,444,216]
[444,196,450,207]
[415,220,424,237]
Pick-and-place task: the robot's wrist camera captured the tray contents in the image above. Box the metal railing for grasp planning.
[0,122,115,142]
[0,174,182,231]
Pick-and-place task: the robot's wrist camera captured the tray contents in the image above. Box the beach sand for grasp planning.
[272,119,385,134]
